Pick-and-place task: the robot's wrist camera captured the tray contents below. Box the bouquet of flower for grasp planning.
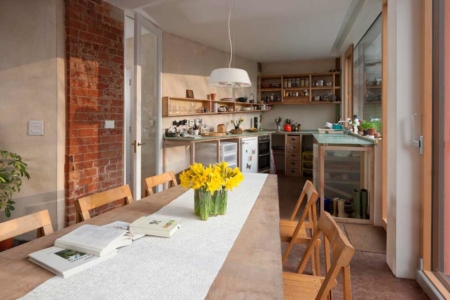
[180,162,244,219]
[180,162,243,193]
[230,118,244,129]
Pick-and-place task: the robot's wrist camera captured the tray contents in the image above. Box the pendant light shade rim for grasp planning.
[208,68,252,88]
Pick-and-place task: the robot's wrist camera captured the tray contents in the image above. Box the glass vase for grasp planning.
[218,189,228,215]
[197,189,211,221]
[194,189,200,216]
[211,190,221,216]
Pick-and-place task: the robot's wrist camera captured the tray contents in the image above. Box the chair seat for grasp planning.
[283,272,337,300]
[280,219,311,244]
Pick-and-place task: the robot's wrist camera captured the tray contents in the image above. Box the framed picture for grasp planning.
[186,90,194,98]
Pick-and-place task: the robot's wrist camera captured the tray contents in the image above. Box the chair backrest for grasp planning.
[75,185,133,223]
[282,181,319,264]
[144,171,178,197]
[0,210,53,242]
[296,212,355,300]
[289,180,316,221]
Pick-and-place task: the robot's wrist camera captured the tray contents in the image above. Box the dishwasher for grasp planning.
[240,137,258,173]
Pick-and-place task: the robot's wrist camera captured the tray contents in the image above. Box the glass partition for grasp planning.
[353,14,382,121]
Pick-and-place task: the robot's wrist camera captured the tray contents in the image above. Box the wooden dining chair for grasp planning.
[0,210,53,242]
[144,171,178,197]
[283,212,355,300]
[281,180,319,268]
[75,185,134,223]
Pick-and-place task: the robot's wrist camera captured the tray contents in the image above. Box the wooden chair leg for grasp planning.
[342,265,352,300]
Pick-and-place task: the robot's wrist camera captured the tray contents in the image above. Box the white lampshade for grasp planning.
[208,68,252,88]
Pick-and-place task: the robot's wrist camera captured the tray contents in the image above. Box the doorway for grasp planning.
[124,13,162,200]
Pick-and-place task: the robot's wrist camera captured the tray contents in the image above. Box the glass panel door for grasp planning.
[132,14,162,200]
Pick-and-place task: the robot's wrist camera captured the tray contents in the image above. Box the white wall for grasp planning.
[0,0,65,233]
[386,0,422,279]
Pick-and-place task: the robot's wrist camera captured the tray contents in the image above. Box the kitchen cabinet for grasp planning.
[313,133,375,224]
[257,72,341,105]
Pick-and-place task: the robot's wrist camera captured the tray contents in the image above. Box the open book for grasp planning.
[103,221,145,241]
[29,247,116,279]
[130,216,181,238]
[54,224,133,257]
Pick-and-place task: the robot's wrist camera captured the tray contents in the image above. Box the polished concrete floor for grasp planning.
[277,174,429,300]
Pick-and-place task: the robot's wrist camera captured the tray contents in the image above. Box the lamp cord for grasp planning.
[228,0,232,68]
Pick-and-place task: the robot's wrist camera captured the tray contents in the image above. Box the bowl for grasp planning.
[237,97,248,102]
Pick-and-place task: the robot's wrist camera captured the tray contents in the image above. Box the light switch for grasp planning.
[105,120,115,129]
[28,120,44,136]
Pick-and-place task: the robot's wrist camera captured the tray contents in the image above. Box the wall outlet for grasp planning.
[189,119,194,127]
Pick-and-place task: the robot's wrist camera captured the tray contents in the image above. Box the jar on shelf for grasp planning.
[295,78,300,87]
[305,79,310,87]
[287,79,292,88]
[284,79,288,87]
[301,79,305,87]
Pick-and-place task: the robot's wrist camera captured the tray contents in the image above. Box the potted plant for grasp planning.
[0,150,30,250]
[359,120,377,136]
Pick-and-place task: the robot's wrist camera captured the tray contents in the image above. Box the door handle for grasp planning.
[132,140,137,153]
[138,142,145,146]
[410,114,424,155]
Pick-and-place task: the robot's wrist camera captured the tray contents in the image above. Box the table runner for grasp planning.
[22,173,268,300]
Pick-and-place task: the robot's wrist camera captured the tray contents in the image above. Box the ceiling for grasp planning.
[109,0,377,63]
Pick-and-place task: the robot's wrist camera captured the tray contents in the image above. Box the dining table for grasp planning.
[0,174,283,300]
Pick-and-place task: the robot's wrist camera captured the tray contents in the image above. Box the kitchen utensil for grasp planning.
[261,82,271,88]
[230,129,243,134]
[237,97,248,102]
[245,128,258,132]
[313,95,320,101]
[284,124,292,132]
[210,93,216,100]
[217,124,226,133]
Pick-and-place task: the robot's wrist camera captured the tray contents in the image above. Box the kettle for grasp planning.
[284,124,292,132]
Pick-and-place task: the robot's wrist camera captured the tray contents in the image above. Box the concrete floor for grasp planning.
[277,174,429,300]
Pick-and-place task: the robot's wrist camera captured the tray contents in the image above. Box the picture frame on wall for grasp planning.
[186,90,194,98]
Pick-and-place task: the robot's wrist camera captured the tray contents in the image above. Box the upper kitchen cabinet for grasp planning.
[258,72,342,105]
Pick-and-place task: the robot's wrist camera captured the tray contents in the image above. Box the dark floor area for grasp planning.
[277,174,429,299]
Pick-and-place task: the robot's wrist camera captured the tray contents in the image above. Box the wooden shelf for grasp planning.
[284,87,310,91]
[258,71,341,105]
[311,87,333,90]
[310,101,341,105]
[163,97,266,117]
[260,88,282,92]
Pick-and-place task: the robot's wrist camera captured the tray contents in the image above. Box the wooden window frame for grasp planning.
[344,45,354,123]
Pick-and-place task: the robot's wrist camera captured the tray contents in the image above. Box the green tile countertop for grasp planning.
[312,133,376,146]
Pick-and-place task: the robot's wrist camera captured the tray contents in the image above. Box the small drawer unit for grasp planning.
[285,134,301,177]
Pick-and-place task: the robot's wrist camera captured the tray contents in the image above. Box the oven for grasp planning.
[258,135,271,173]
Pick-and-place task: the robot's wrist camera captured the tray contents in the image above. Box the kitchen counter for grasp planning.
[163,129,320,142]
[313,133,376,146]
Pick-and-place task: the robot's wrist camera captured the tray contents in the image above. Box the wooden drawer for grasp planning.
[286,136,300,145]
[286,159,301,169]
[286,144,300,153]
[286,167,301,177]
[286,152,300,161]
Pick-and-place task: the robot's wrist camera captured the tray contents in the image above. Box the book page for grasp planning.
[57,225,126,251]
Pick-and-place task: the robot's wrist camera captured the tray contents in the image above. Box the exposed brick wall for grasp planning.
[65,0,124,226]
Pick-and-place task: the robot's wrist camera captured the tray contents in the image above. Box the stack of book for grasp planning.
[29,218,180,278]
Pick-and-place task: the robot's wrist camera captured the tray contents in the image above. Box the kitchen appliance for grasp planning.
[195,142,238,168]
[240,137,258,173]
[258,135,271,173]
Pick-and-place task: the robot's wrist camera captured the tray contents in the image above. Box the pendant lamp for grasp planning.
[208,1,251,88]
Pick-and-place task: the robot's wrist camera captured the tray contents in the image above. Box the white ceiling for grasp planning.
[109,0,377,63]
